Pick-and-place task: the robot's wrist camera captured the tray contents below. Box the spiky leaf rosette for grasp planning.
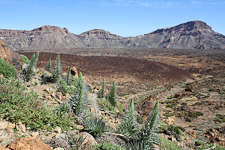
[116,99,138,138]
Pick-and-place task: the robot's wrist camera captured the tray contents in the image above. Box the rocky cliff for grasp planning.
[0,39,22,70]
[1,21,225,50]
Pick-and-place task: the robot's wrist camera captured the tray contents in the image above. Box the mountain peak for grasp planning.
[179,21,212,30]
[32,25,69,33]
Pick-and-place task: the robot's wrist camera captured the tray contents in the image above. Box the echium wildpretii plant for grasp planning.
[108,81,117,107]
[45,58,52,72]
[98,77,106,98]
[23,51,39,82]
[116,99,138,138]
[65,67,72,85]
[128,101,160,150]
[52,54,62,83]
[70,72,88,116]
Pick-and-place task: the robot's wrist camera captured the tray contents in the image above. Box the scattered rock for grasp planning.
[80,132,98,145]
[47,134,71,150]
[16,122,26,133]
[163,117,175,125]
[54,126,62,134]
[0,121,8,130]
[75,125,84,131]
[31,132,39,138]
[56,92,63,101]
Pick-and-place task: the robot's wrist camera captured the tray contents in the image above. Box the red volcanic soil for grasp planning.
[19,52,193,85]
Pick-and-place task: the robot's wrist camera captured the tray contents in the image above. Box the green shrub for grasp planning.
[160,124,185,141]
[84,116,106,136]
[54,101,71,116]
[0,76,74,131]
[20,54,30,64]
[159,137,183,150]
[60,79,68,95]
[0,58,17,77]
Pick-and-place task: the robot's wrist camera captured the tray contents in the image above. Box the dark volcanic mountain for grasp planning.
[1,21,225,50]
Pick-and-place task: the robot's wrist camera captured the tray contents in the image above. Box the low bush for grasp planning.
[0,58,17,77]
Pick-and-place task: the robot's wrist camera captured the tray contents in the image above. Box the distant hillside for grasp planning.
[1,21,225,50]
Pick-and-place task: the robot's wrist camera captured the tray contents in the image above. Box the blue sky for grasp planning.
[0,0,225,37]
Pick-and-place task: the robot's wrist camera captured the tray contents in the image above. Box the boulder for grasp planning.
[0,39,22,71]
[71,67,78,77]
[7,137,51,150]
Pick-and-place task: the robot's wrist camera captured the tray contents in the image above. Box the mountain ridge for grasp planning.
[1,21,225,50]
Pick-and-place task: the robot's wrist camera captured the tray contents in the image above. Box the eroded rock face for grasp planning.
[0,39,22,71]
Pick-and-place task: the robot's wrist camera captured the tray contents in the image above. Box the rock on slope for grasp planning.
[1,21,225,50]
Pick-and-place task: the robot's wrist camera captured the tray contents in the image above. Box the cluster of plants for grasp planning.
[0,76,75,131]
[97,78,123,114]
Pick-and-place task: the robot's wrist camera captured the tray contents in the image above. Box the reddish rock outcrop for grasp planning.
[0,39,22,71]
[7,137,51,150]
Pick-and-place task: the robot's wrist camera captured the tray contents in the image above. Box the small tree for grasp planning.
[108,81,117,107]
[52,54,62,83]
[70,72,88,115]
[65,67,71,85]
[98,78,106,98]
[116,99,138,138]
[45,58,52,72]
[23,51,39,82]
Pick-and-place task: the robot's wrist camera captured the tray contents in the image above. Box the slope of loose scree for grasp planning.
[19,52,193,86]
